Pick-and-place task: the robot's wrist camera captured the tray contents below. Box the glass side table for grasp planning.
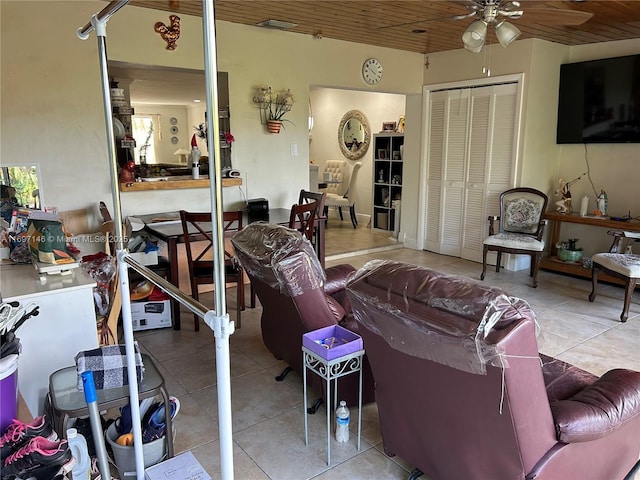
[302,346,364,466]
[47,353,173,458]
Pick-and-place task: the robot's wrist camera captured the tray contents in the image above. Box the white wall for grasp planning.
[554,40,640,255]
[410,37,640,258]
[2,1,635,260]
[309,87,405,218]
[1,1,423,218]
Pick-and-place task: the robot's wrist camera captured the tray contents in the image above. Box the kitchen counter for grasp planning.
[120,176,241,191]
[1,262,96,300]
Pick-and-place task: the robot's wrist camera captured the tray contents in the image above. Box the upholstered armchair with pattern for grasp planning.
[481,187,548,288]
[589,230,640,322]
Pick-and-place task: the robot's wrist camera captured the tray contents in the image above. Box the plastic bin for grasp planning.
[303,325,363,361]
[0,354,19,432]
[105,423,168,479]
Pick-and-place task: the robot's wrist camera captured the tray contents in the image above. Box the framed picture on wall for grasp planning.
[377,149,387,159]
[382,122,396,132]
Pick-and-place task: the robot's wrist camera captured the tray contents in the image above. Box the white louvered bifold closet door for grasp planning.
[425,83,518,262]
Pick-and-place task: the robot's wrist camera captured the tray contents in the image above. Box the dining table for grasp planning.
[133,208,326,329]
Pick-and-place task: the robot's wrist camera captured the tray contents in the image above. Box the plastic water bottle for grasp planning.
[67,428,91,480]
[335,400,350,443]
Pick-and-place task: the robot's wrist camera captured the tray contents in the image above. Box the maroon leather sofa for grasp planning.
[231,223,375,409]
[346,260,640,480]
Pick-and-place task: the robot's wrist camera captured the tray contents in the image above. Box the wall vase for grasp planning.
[267,120,282,134]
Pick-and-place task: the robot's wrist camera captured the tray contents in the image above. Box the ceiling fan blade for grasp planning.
[519,7,593,26]
[451,11,480,21]
[498,10,524,19]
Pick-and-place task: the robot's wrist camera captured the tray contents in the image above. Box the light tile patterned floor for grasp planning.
[133,223,640,480]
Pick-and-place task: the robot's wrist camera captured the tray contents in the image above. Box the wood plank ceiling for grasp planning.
[127,0,640,54]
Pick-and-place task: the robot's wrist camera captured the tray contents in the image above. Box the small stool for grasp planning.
[47,353,174,458]
[589,253,640,322]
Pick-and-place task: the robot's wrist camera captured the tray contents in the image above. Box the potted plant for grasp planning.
[252,86,294,133]
[557,238,583,262]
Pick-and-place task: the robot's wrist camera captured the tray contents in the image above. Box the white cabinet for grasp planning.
[372,133,404,232]
[1,265,98,416]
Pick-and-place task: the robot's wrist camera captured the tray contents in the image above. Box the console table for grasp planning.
[541,211,640,279]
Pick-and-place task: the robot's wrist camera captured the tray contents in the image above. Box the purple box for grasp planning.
[303,325,363,361]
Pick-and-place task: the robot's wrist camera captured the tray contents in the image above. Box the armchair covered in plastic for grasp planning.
[231,222,375,407]
[346,260,640,480]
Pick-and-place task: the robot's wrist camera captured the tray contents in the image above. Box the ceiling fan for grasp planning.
[453,0,593,52]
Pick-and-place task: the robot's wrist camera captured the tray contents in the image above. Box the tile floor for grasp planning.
[132,221,639,480]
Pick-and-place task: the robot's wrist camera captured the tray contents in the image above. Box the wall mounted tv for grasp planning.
[556,54,640,144]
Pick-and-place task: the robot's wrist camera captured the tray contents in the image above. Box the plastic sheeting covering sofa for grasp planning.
[231,222,375,407]
[346,260,640,480]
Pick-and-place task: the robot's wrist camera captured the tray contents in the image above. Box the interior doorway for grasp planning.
[309,86,407,256]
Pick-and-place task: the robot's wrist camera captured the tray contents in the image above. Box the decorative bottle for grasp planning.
[190,134,201,179]
[335,400,350,443]
[67,428,91,480]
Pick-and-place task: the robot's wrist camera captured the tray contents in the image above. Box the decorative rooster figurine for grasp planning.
[154,15,181,50]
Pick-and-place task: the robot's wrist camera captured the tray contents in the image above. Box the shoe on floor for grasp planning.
[1,436,74,480]
[0,416,58,462]
[1,462,70,480]
[115,397,157,435]
[142,396,180,443]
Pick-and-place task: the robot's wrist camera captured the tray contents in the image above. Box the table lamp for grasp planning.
[173,148,189,164]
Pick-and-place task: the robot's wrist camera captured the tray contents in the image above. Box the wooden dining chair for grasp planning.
[298,190,326,215]
[289,201,318,242]
[179,210,246,331]
[298,190,326,255]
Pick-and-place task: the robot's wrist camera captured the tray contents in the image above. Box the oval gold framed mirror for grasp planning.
[338,110,370,160]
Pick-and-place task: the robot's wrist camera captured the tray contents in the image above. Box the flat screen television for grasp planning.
[556,54,640,144]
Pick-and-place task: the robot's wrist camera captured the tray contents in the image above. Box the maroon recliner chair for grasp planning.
[346,260,640,480]
[231,222,375,411]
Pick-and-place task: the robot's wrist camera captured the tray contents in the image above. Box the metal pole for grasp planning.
[123,255,209,318]
[77,4,144,479]
[81,372,112,480]
[201,1,235,479]
[116,251,145,480]
[92,22,126,252]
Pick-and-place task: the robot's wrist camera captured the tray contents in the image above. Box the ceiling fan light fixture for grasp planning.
[495,20,521,48]
[462,20,487,52]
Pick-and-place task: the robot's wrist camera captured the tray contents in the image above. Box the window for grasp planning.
[132,116,156,164]
[1,165,40,208]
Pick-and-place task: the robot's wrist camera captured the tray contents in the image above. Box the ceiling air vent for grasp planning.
[256,19,298,30]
